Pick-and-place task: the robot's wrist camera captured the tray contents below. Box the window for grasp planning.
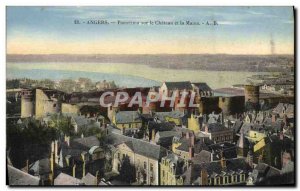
[240,174,245,182]
[53,104,56,107]
[117,153,120,160]
[162,170,165,177]
[233,175,237,182]
[216,177,220,185]
[224,176,228,184]
[144,161,147,169]
[150,163,153,172]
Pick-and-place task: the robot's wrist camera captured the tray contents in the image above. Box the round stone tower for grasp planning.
[244,85,259,111]
[21,89,34,118]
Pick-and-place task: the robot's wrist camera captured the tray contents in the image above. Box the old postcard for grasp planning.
[6,6,295,186]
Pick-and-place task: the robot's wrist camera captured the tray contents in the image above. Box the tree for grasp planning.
[119,155,136,184]
[48,114,74,136]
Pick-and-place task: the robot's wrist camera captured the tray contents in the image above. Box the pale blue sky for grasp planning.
[6,6,294,54]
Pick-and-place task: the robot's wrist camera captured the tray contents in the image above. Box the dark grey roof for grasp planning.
[192,83,212,92]
[28,158,51,176]
[193,150,211,164]
[115,111,142,124]
[148,121,175,131]
[54,172,81,185]
[108,132,167,160]
[7,165,40,186]
[206,123,230,133]
[183,158,251,185]
[72,136,100,150]
[164,81,193,90]
[251,163,281,183]
[273,103,294,117]
[233,120,244,133]
[81,173,96,185]
[157,131,180,139]
[154,111,185,120]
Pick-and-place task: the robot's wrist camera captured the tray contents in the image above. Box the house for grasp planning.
[160,153,186,185]
[191,82,213,97]
[153,131,181,148]
[154,111,186,126]
[7,165,40,186]
[57,136,105,179]
[272,103,294,119]
[247,163,281,186]
[147,121,175,141]
[181,157,251,186]
[159,81,193,97]
[112,110,142,130]
[159,82,193,111]
[23,158,51,185]
[70,115,104,134]
[200,123,234,143]
[108,132,167,185]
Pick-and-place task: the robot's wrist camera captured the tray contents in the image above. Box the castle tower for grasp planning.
[21,89,34,118]
[244,85,259,111]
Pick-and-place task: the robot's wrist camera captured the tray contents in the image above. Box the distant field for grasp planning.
[7,62,270,89]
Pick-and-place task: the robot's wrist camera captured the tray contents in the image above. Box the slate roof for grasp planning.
[28,158,51,176]
[81,173,96,185]
[193,150,212,164]
[164,81,193,90]
[182,158,251,185]
[192,82,212,92]
[157,131,180,139]
[206,123,231,133]
[72,136,100,151]
[251,163,281,184]
[108,132,167,160]
[232,120,244,134]
[154,111,185,120]
[148,121,175,131]
[7,165,40,186]
[272,103,294,118]
[115,111,142,124]
[54,172,81,185]
[162,153,185,175]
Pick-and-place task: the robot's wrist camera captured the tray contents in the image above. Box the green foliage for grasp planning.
[119,155,136,183]
[6,118,58,168]
[48,114,74,136]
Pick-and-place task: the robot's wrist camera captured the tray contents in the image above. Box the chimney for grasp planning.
[25,159,29,173]
[283,115,288,126]
[54,140,58,163]
[50,145,55,185]
[247,151,254,168]
[151,129,156,141]
[189,147,194,159]
[272,114,277,123]
[64,135,70,147]
[258,155,263,164]
[82,161,86,177]
[190,133,195,147]
[72,164,76,177]
[186,132,190,139]
[200,169,208,185]
[279,132,284,140]
[95,171,100,185]
[220,154,226,169]
[205,125,208,133]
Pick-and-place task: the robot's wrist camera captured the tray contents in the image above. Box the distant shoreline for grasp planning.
[6,54,294,73]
